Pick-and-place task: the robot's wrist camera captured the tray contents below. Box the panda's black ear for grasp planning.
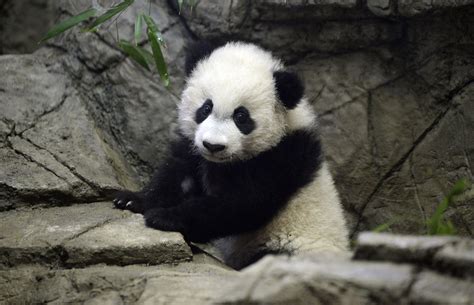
[185,40,222,76]
[273,71,304,109]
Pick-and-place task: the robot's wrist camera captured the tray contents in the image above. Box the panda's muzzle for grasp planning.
[203,141,226,153]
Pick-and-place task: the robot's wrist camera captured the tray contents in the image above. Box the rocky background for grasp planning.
[0,0,473,304]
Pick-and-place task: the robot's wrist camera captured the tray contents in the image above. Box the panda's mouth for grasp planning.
[200,152,231,163]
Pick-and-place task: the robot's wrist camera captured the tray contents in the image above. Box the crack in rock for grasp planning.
[352,78,474,237]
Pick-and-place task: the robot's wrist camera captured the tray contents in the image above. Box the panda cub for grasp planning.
[114,41,349,269]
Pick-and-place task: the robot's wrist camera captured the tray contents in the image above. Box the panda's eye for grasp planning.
[195,99,213,124]
[233,106,255,135]
[233,107,250,124]
[202,104,212,116]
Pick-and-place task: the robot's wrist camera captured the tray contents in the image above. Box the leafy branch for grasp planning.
[39,0,195,86]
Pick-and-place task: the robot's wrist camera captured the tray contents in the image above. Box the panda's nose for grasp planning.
[203,141,226,153]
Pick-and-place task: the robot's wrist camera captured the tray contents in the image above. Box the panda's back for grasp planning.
[213,162,349,269]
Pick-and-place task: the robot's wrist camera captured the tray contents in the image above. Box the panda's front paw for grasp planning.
[144,208,185,233]
[113,190,144,214]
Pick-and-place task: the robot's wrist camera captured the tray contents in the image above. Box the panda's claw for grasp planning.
[113,191,144,214]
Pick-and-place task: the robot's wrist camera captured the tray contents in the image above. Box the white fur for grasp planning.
[179,42,286,162]
[287,98,318,131]
[214,162,349,269]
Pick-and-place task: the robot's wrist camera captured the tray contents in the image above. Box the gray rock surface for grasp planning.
[220,255,415,305]
[0,210,473,305]
[1,0,474,304]
[0,202,192,268]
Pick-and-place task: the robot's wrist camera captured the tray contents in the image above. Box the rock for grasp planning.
[0,0,193,208]
[398,0,474,16]
[354,232,461,263]
[0,53,67,133]
[354,232,474,278]
[1,1,474,303]
[0,0,55,54]
[0,202,192,268]
[220,255,414,305]
[0,262,236,304]
[64,213,192,266]
[367,0,394,16]
[357,83,474,235]
[434,239,474,278]
[409,271,474,304]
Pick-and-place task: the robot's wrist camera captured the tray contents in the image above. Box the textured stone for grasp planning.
[367,0,394,16]
[354,232,461,263]
[0,202,191,268]
[220,255,414,305]
[64,214,192,266]
[434,239,474,278]
[0,262,236,304]
[0,52,139,208]
[358,83,474,235]
[0,0,55,54]
[1,1,474,303]
[399,0,474,16]
[0,53,67,133]
[409,271,474,305]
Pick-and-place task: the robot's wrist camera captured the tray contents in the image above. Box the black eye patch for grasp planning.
[195,99,213,124]
[233,106,255,135]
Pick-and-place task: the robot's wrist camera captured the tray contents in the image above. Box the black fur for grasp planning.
[114,131,322,243]
[195,99,213,124]
[273,71,305,109]
[233,106,256,135]
[185,41,223,76]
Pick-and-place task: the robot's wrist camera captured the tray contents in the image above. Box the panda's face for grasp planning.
[178,43,287,163]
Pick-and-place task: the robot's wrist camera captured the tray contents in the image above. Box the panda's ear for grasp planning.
[273,71,304,109]
[185,40,222,76]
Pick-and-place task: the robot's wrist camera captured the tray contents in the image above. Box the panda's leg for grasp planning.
[143,195,279,243]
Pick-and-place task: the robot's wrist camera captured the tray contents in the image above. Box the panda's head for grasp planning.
[178,41,314,163]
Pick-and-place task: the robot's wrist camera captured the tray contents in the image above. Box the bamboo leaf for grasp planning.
[39,8,97,42]
[447,179,467,199]
[143,15,169,86]
[87,0,134,31]
[427,178,468,235]
[372,222,392,233]
[119,40,150,71]
[142,15,166,47]
[134,14,143,45]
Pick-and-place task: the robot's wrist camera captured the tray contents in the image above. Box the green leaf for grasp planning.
[39,8,97,43]
[142,15,166,47]
[426,178,468,235]
[427,198,448,235]
[119,40,150,71]
[87,0,134,32]
[178,0,184,14]
[447,179,467,200]
[372,222,392,233]
[143,15,169,86]
[134,14,143,45]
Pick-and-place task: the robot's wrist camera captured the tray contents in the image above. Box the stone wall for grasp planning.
[1,0,472,237]
[0,1,474,304]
